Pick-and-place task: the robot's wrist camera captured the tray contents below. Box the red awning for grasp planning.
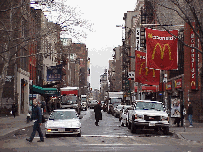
[61,90,78,96]
[135,86,158,92]
[60,87,79,96]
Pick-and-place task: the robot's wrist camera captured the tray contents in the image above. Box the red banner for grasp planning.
[174,78,182,89]
[166,81,172,90]
[135,50,160,85]
[146,28,178,70]
[61,90,78,96]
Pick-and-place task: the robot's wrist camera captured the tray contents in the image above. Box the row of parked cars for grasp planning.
[109,100,170,135]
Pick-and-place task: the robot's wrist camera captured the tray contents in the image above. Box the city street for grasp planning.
[0,108,202,152]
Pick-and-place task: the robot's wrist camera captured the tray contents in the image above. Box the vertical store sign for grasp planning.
[190,23,197,90]
[136,28,140,51]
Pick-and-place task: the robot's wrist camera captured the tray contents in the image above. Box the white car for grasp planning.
[45,109,82,137]
[120,105,133,126]
[128,100,169,134]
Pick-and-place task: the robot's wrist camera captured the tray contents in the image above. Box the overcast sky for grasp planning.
[33,0,138,90]
[66,0,137,90]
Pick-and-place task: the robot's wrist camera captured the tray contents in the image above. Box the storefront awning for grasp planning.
[32,85,58,95]
[134,86,158,92]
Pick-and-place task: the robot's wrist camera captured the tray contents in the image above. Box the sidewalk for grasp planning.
[0,113,49,139]
[169,120,203,143]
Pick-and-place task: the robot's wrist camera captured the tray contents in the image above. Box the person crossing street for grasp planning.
[26,99,44,142]
[94,101,102,126]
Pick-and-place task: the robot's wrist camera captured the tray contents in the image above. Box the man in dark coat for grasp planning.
[94,101,102,126]
[12,103,16,118]
[26,99,44,142]
[187,101,193,127]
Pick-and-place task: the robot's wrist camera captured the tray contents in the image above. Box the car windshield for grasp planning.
[81,98,86,102]
[49,111,78,120]
[116,105,124,110]
[124,106,132,110]
[136,102,164,111]
[110,98,121,104]
[91,100,97,103]
[61,96,77,104]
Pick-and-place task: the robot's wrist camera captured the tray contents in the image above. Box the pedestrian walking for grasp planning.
[26,99,44,142]
[12,103,16,118]
[94,101,102,126]
[187,101,193,127]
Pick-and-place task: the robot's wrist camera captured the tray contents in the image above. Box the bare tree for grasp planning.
[149,0,203,104]
[153,0,202,54]
[31,0,94,42]
[0,0,93,108]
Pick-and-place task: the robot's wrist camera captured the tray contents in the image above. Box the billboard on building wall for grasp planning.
[145,28,178,70]
[171,98,180,118]
[47,64,62,81]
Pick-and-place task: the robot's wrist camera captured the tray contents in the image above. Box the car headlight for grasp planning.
[162,116,169,121]
[135,114,144,120]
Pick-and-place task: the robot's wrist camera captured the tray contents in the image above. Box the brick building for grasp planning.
[63,43,88,96]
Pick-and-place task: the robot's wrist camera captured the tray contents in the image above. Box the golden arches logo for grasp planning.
[152,43,172,60]
[145,68,148,75]
[139,62,145,75]
[191,81,195,86]
[153,69,155,77]
[139,62,156,77]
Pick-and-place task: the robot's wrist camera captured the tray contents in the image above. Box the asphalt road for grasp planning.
[0,109,202,152]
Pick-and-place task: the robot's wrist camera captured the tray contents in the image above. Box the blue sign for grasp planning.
[47,64,62,81]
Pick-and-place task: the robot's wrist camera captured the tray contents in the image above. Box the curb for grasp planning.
[0,123,33,141]
[171,131,203,144]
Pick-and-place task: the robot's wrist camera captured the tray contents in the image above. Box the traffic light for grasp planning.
[21,78,27,87]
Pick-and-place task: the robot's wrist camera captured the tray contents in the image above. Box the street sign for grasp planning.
[128,72,135,79]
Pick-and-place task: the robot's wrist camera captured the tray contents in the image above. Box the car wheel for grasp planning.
[45,134,51,138]
[125,119,128,127]
[128,122,131,129]
[119,117,121,122]
[77,132,81,137]
[163,127,169,135]
[131,122,136,133]
[121,120,124,126]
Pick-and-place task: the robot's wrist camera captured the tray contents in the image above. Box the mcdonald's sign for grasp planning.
[146,28,178,70]
[190,22,198,90]
[174,78,182,89]
[166,81,172,90]
[135,50,160,85]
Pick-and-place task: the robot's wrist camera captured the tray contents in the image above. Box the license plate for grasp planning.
[58,129,64,132]
[149,122,155,126]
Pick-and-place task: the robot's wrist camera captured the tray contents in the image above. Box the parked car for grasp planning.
[113,104,125,118]
[81,102,87,111]
[101,101,105,107]
[120,105,133,126]
[128,100,169,134]
[88,100,98,109]
[45,109,82,137]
